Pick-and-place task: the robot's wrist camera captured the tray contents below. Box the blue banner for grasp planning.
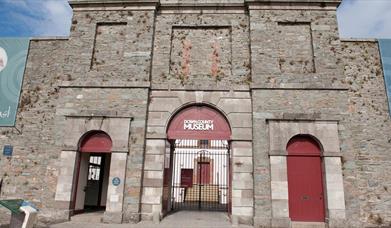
[0,38,30,126]
[379,39,391,117]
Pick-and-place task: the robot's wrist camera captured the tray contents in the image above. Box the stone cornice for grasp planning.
[69,0,159,4]
[245,0,341,10]
[245,0,341,4]
[159,1,245,8]
[69,0,341,9]
[69,0,159,10]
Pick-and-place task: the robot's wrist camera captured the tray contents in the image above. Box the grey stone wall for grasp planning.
[340,40,391,227]
[1,0,390,227]
[248,4,348,227]
[62,9,154,86]
[151,11,251,90]
[56,87,149,223]
[0,6,155,226]
[0,39,69,226]
[249,9,344,89]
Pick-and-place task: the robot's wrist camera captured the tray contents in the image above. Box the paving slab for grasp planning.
[50,211,253,228]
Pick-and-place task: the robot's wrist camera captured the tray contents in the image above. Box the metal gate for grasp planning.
[170,139,230,211]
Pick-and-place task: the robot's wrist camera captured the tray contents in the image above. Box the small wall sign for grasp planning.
[3,145,13,156]
[112,177,121,186]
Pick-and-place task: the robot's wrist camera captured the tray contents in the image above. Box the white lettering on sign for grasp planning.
[0,106,10,119]
[184,120,214,131]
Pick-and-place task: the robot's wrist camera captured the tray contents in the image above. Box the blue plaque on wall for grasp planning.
[3,145,13,156]
[112,177,121,186]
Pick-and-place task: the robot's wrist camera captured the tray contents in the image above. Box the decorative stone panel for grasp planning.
[152,12,250,89]
[61,9,155,87]
[169,27,232,80]
[277,22,315,74]
[91,23,127,70]
[249,9,345,89]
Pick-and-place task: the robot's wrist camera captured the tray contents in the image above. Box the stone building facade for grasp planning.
[0,0,390,227]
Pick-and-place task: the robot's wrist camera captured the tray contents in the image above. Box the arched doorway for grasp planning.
[287,135,326,222]
[163,105,232,214]
[72,131,112,214]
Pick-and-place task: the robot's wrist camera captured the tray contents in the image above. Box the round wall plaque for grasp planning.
[112,177,121,186]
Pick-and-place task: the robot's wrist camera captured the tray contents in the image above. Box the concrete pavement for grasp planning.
[50,211,253,228]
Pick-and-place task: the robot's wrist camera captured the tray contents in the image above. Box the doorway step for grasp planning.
[185,185,219,202]
[291,222,326,228]
[71,211,104,223]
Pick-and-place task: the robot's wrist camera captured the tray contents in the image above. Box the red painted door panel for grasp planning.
[198,162,210,184]
[287,156,325,222]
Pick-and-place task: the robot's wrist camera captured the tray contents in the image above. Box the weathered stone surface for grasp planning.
[0,1,390,227]
[338,40,391,227]
[249,9,344,89]
[151,12,251,90]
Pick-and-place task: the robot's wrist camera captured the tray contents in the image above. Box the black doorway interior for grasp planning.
[84,153,111,212]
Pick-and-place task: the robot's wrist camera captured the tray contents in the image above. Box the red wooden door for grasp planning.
[287,136,325,222]
[198,162,210,184]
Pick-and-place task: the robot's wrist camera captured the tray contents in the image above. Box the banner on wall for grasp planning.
[0,38,30,126]
[379,39,391,117]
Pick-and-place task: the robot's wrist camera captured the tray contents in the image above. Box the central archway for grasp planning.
[163,105,232,214]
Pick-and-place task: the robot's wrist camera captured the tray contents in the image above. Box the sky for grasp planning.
[0,0,390,38]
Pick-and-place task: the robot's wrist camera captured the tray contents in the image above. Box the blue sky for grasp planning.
[0,0,390,38]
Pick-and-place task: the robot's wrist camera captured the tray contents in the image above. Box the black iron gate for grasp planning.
[169,139,230,211]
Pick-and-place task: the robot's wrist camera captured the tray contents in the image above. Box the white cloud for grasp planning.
[337,0,391,38]
[3,0,391,39]
[4,0,72,37]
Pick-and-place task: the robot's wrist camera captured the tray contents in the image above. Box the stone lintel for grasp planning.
[58,81,151,89]
[250,85,349,91]
[269,151,342,157]
[341,38,378,43]
[151,85,250,92]
[265,118,341,123]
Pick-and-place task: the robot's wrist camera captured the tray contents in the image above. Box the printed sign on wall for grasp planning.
[0,38,30,126]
